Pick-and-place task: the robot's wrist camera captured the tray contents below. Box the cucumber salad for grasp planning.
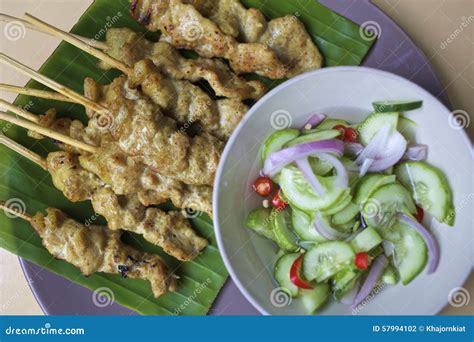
[245,100,455,313]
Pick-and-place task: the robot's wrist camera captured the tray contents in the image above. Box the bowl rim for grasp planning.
[212,65,473,315]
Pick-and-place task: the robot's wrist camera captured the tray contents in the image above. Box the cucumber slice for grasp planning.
[285,129,340,147]
[272,209,298,251]
[317,118,349,130]
[353,174,396,204]
[350,227,382,252]
[303,242,355,282]
[398,116,417,142]
[373,100,422,113]
[381,264,399,285]
[332,202,360,225]
[335,219,357,232]
[291,208,326,243]
[309,156,333,176]
[261,128,300,163]
[368,245,385,258]
[332,268,360,298]
[245,207,276,241]
[363,182,416,228]
[274,253,300,297]
[359,112,399,145]
[395,161,455,226]
[319,191,352,216]
[393,221,428,285]
[280,167,346,212]
[299,283,331,313]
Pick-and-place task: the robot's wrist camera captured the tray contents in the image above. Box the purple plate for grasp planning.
[20,0,450,315]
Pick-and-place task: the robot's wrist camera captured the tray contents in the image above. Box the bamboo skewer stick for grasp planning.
[0,132,47,170]
[0,99,40,123]
[24,13,132,75]
[0,53,108,114]
[0,84,78,103]
[0,201,32,222]
[0,13,109,50]
[0,111,97,153]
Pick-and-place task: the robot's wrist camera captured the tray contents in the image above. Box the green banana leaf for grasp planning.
[0,0,375,315]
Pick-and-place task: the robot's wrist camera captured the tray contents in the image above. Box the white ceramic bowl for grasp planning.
[213,66,473,315]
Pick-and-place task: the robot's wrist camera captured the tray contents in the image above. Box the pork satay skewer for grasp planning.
[0,98,213,215]
[0,98,40,123]
[0,53,220,186]
[0,111,97,153]
[0,53,107,115]
[129,0,323,78]
[0,133,208,261]
[1,13,265,101]
[23,14,246,140]
[0,13,108,50]
[0,83,77,103]
[0,200,176,298]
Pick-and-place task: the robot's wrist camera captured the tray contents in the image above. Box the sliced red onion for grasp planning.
[352,255,388,308]
[356,124,391,164]
[397,213,440,273]
[317,153,348,188]
[313,213,351,240]
[368,131,407,172]
[344,142,363,157]
[403,144,428,161]
[339,279,361,305]
[359,158,374,177]
[263,139,344,177]
[301,113,326,130]
[295,158,325,196]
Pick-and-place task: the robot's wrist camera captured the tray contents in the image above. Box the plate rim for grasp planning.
[212,65,473,315]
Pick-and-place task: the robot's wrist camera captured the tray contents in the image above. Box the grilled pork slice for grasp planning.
[47,151,209,260]
[90,188,209,261]
[101,27,265,100]
[129,59,248,141]
[129,0,288,79]
[129,0,322,78]
[180,0,323,77]
[84,76,222,186]
[30,208,177,298]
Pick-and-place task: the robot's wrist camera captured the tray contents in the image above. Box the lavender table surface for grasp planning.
[20,0,450,315]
